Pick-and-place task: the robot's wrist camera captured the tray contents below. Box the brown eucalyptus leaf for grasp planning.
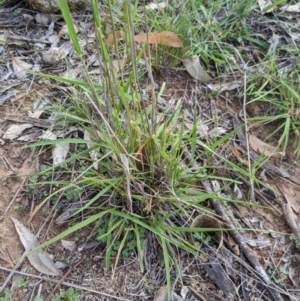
[134,31,184,48]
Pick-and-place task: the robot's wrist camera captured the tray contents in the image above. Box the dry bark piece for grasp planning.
[4,114,51,128]
[282,204,300,241]
[203,261,236,300]
[248,134,284,158]
[26,0,90,13]
[11,56,32,79]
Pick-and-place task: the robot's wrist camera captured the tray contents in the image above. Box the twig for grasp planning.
[242,71,255,201]
[4,114,52,128]
[3,35,51,44]
[0,255,24,293]
[2,156,16,173]
[0,267,132,301]
[45,260,83,301]
[202,179,285,301]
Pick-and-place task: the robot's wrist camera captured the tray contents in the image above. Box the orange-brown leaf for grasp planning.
[229,145,249,167]
[104,30,122,50]
[134,31,184,48]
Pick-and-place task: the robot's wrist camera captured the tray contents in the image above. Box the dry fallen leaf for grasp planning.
[104,30,123,50]
[280,3,300,13]
[229,145,249,167]
[146,2,167,10]
[248,134,284,158]
[3,124,33,140]
[61,240,76,252]
[11,218,60,276]
[153,286,168,301]
[279,184,300,213]
[282,203,300,241]
[58,23,79,39]
[185,122,209,138]
[59,41,73,60]
[134,31,184,48]
[183,55,212,82]
[42,42,72,64]
[84,130,99,170]
[11,56,32,79]
[53,142,70,165]
[207,81,241,92]
[257,0,274,13]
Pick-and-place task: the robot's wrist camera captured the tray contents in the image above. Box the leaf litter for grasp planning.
[0,1,300,301]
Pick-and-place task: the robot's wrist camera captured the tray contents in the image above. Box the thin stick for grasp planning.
[4,35,51,44]
[0,267,131,301]
[202,180,285,301]
[2,156,16,173]
[45,260,83,301]
[0,256,24,293]
[242,71,255,201]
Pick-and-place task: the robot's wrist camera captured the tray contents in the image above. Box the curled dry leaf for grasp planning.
[183,55,212,82]
[153,285,167,301]
[257,0,274,13]
[84,130,99,170]
[185,121,209,138]
[229,145,249,167]
[120,153,132,212]
[61,240,76,252]
[279,184,300,213]
[42,42,72,64]
[207,81,241,92]
[223,232,240,256]
[146,2,167,10]
[104,30,123,50]
[282,203,300,241]
[134,31,184,48]
[190,214,223,252]
[53,142,70,165]
[246,238,272,248]
[40,130,57,140]
[280,3,300,13]
[3,124,33,140]
[58,24,79,39]
[11,56,32,79]
[11,218,60,276]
